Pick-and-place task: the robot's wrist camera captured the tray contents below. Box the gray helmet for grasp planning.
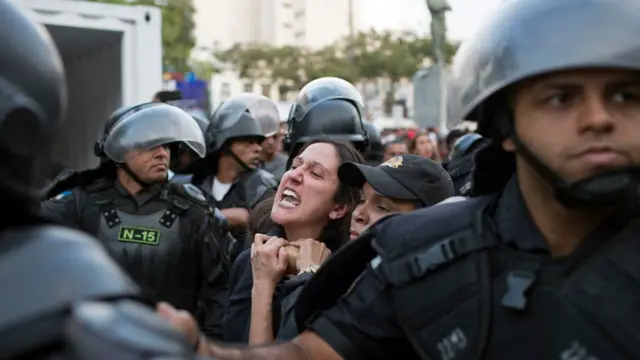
[250,95,280,137]
[206,93,273,154]
[0,0,66,203]
[285,77,368,154]
[103,103,206,163]
[448,0,640,133]
[95,102,160,159]
[190,113,211,135]
[447,0,640,206]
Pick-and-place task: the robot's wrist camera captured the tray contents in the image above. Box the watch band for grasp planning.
[298,264,320,275]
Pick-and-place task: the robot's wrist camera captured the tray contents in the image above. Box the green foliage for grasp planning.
[87,0,196,72]
[215,29,458,88]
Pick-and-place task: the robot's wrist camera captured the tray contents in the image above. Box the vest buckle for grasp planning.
[501,262,541,311]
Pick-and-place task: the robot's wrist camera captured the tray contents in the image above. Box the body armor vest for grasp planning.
[373,197,640,360]
[76,184,204,314]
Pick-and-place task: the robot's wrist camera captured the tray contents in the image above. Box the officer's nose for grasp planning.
[251,141,262,153]
[578,94,615,135]
[153,145,170,159]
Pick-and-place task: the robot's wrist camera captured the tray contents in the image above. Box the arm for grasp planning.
[248,280,277,345]
[199,266,413,360]
[199,332,340,360]
[248,234,289,345]
[40,190,81,227]
[221,208,251,228]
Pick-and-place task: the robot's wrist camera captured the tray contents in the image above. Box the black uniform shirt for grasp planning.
[307,177,639,360]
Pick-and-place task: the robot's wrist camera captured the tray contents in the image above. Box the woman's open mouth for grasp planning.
[279,187,301,208]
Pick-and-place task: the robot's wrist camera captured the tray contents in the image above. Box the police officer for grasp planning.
[178,93,278,242]
[285,77,369,168]
[0,1,205,358]
[41,102,231,339]
[170,113,211,179]
[446,133,489,196]
[186,0,640,358]
[259,110,287,181]
[362,121,383,166]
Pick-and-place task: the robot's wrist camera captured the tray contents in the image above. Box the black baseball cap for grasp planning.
[338,154,454,206]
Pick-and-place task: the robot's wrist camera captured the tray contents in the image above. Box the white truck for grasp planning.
[17,0,163,170]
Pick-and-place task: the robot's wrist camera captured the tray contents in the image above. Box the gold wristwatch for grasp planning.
[298,264,320,275]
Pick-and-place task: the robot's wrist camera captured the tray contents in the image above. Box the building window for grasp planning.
[261,84,270,96]
[295,31,305,39]
[294,10,304,18]
[283,22,292,29]
[221,82,230,97]
[282,1,293,8]
[244,83,253,93]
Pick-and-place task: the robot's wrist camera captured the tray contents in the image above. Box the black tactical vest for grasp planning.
[72,183,209,314]
[373,197,640,360]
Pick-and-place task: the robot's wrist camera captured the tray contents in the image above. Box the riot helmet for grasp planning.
[100,103,206,186]
[94,102,160,160]
[362,121,383,166]
[252,97,280,138]
[190,113,211,135]
[285,77,369,158]
[206,93,272,153]
[0,0,66,206]
[447,0,640,207]
[202,93,276,172]
[449,133,487,162]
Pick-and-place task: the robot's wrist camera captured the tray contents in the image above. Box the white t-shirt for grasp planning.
[212,177,233,201]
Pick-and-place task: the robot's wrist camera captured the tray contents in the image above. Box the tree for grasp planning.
[303,44,360,85]
[87,0,196,72]
[215,44,277,81]
[344,29,458,114]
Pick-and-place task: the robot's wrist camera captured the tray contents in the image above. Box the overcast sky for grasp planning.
[359,0,505,41]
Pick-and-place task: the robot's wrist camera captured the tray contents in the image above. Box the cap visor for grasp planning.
[339,163,416,200]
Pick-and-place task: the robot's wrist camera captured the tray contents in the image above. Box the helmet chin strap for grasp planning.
[222,146,253,172]
[507,122,639,209]
[119,163,154,188]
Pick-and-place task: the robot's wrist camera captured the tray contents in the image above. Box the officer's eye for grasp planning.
[546,93,573,107]
[376,205,391,213]
[611,90,640,103]
[311,171,322,178]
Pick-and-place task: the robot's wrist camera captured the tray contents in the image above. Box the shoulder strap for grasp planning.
[378,196,499,287]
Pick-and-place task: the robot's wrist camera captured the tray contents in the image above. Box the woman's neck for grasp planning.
[516,161,612,257]
[284,222,326,242]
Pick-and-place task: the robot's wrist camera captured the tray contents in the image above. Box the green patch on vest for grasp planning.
[117,226,161,245]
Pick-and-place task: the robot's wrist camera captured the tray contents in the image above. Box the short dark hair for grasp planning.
[249,137,364,251]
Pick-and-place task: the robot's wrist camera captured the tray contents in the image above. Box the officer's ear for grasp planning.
[328,203,350,220]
